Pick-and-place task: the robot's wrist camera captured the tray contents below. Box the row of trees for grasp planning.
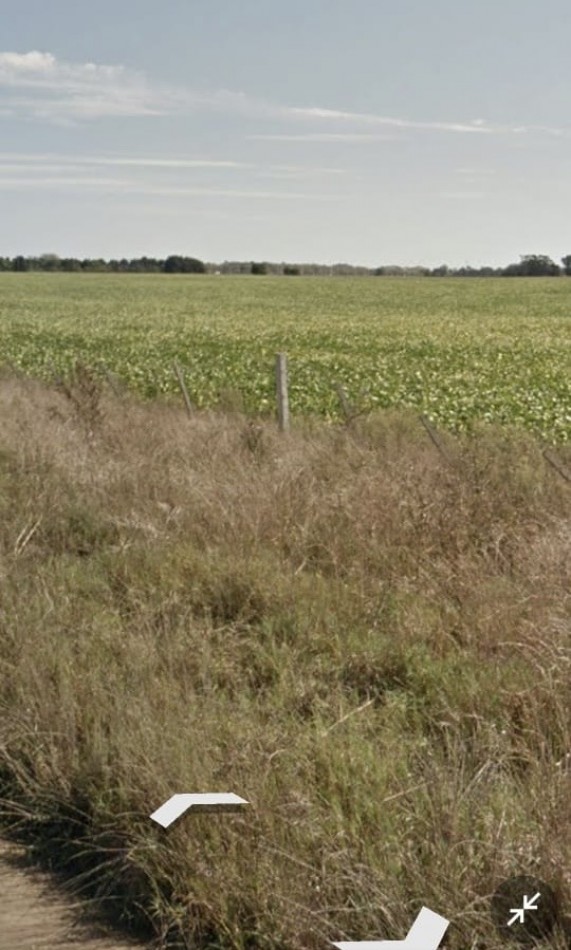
[1,254,206,274]
[201,255,571,276]
[1,253,570,277]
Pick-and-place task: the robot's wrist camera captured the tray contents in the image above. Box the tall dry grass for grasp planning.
[0,368,569,949]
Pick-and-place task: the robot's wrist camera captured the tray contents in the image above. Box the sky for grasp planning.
[1,0,570,267]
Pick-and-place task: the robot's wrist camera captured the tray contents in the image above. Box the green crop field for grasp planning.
[1,272,570,441]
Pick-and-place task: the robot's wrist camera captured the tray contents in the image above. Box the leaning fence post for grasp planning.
[99,362,122,397]
[419,414,452,464]
[172,360,195,416]
[543,448,571,484]
[334,383,354,423]
[275,352,290,432]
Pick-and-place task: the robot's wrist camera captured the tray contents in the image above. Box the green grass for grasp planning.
[1,273,570,441]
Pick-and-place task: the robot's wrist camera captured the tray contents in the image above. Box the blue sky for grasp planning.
[1,0,570,266]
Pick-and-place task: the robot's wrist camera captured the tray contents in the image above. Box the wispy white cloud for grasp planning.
[0,51,253,120]
[119,185,339,199]
[66,156,248,168]
[0,152,346,178]
[255,163,346,180]
[283,106,495,134]
[248,133,400,142]
[0,152,252,169]
[0,176,128,189]
[278,108,571,138]
[0,172,339,200]
[0,51,168,117]
[0,51,124,89]
[1,50,570,141]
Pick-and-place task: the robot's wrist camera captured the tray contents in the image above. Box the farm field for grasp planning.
[0,273,570,441]
[1,273,571,949]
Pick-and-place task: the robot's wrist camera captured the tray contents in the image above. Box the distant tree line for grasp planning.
[0,254,206,274]
[1,253,570,277]
[218,254,571,276]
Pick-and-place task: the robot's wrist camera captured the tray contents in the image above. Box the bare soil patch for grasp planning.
[0,840,152,950]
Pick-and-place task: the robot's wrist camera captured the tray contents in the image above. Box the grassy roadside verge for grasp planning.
[0,370,569,949]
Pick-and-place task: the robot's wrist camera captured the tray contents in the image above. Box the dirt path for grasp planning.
[0,839,155,950]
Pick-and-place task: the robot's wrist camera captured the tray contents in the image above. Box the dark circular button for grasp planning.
[491,875,559,945]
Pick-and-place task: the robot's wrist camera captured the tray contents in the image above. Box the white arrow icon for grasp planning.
[332,906,449,950]
[150,793,248,828]
[508,892,541,927]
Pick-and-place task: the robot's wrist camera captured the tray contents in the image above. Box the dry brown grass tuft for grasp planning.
[0,372,569,949]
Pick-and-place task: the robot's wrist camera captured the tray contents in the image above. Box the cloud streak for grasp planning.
[0,149,344,208]
[0,50,168,117]
[0,152,252,169]
[0,172,339,200]
[0,152,347,180]
[1,50,570,140]
[248,133,400,142]
[284,106,495,134]
[0,51,255,120]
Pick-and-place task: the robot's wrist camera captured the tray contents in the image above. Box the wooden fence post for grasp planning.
[172,360,195,416]
[419,414,452,464]
[99,362,122,397]
[275,352,290,432]
[334,383,354,423]
[543,448,571,484]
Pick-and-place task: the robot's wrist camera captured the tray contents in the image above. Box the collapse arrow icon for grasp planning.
[508,892,541,927]
[150,793,248,828]
[332,906,449,950]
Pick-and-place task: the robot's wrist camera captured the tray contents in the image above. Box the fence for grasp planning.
[33,352,571,484]
[168,352,571,482]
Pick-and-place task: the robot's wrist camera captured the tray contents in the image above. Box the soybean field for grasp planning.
[1,272,570,442]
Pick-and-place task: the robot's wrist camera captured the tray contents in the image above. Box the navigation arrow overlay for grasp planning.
[331,906,449,950]
[508,892,541,927]
[150,793,249,828]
